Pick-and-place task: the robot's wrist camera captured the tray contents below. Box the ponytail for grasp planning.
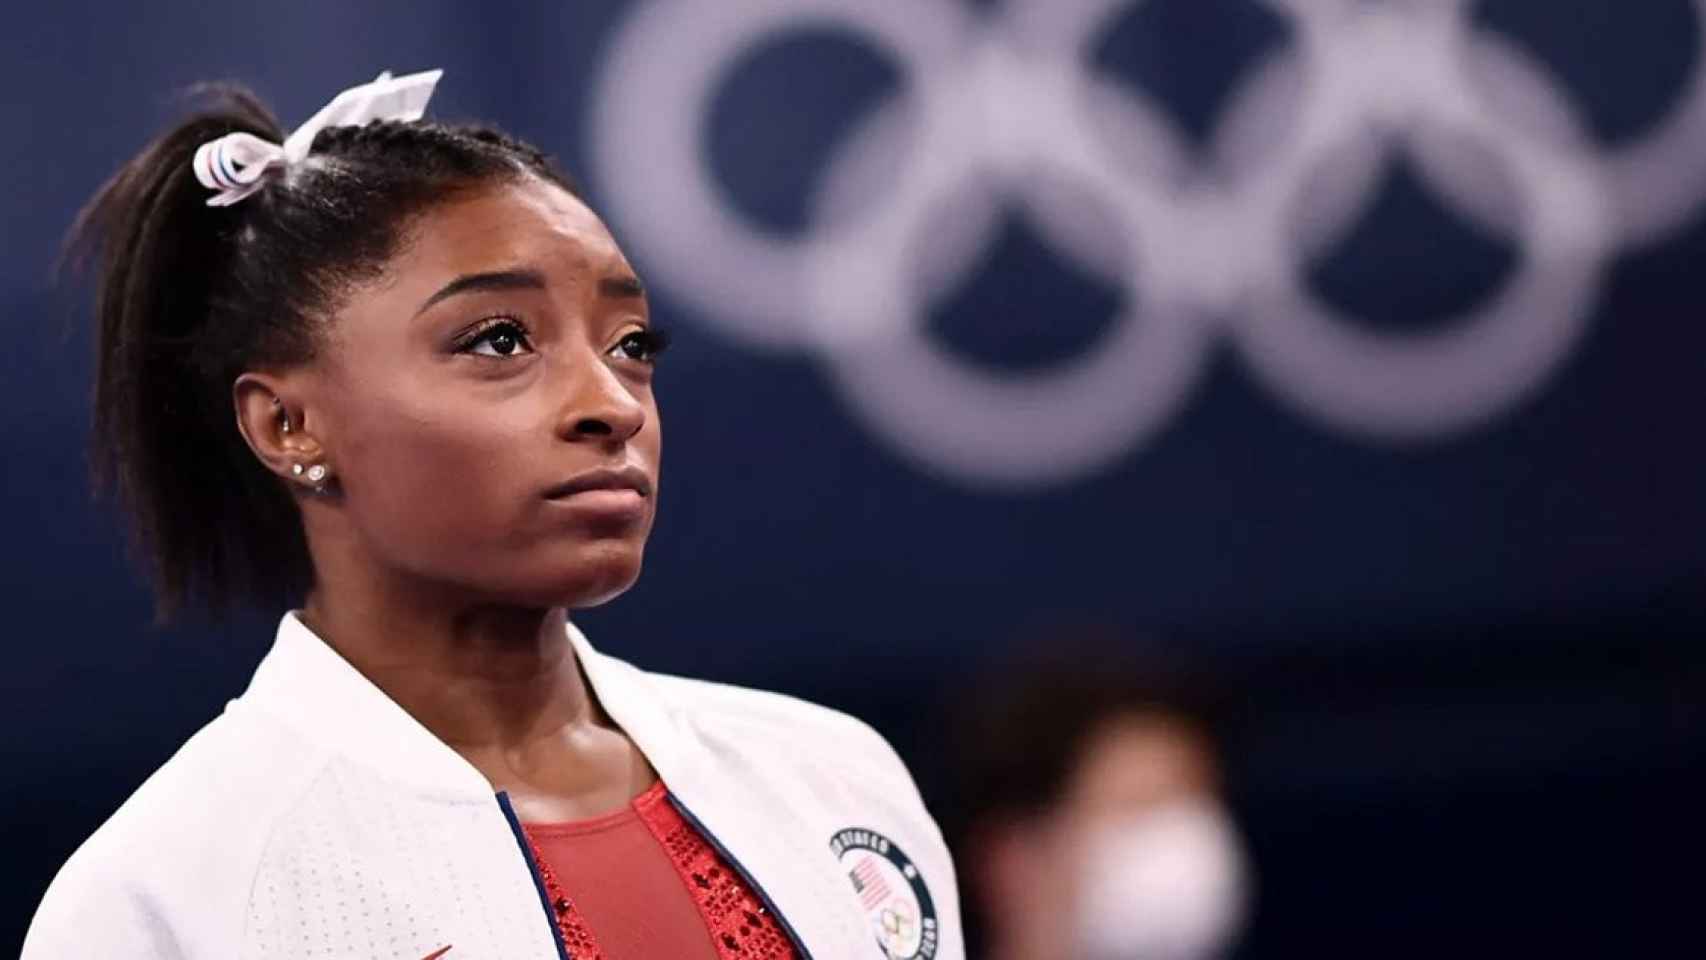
[67,84,575,620]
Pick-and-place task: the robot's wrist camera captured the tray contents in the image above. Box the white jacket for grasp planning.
[22,614,963,960]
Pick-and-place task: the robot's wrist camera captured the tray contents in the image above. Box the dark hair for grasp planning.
[950,637,1228,824]
[67,83,578,621]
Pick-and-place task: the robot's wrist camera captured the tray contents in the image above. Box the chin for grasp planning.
[546,540,646,609]
[565,577,640,609]
[467,532,648,609]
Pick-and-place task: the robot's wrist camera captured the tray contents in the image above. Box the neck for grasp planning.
[299,551,597,755]
[295,512,656,820]
[984,930,1073,960]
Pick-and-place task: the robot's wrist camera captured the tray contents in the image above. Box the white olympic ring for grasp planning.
[590,0,1706,488]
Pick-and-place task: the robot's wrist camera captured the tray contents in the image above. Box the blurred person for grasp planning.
[22,70,961,959]
[951,637,1249,960]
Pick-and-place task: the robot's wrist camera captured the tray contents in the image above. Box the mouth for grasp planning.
[543,464,654,501]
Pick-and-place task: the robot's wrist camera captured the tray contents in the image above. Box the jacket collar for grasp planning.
[237,612,696,802]
[237,612,493,799]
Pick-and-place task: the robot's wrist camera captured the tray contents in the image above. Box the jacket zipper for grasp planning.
[667,793,816,960]
[495,791,575,960]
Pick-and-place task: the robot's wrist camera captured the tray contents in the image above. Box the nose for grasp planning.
[557,354,647,445]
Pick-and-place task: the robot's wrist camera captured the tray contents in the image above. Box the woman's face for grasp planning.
[303,177,663,609]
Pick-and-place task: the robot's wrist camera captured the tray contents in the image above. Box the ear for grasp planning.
[233,371,326,491]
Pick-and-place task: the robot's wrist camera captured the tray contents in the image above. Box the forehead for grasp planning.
[1067,712,1216,809]
[388,177,631,288]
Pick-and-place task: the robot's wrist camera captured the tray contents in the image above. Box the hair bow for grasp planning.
[192,69,443,207]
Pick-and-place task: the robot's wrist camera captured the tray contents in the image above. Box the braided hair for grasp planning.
[67,84,579,620]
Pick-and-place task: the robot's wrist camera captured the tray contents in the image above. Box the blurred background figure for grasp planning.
[952,636,1249,960]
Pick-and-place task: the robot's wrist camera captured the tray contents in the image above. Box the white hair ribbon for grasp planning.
[191,69,444,207]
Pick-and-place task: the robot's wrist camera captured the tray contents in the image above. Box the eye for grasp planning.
[608,328,672,364]
[457,317,534,358]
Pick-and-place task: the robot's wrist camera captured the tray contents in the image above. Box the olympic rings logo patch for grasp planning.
[830,827,939,960]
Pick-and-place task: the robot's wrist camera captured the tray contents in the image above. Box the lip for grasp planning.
[543,464,654,501]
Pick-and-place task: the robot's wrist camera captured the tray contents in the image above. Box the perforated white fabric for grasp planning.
[242,760,552,960]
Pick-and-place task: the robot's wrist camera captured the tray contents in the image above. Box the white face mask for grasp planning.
[1072,801,1251,960]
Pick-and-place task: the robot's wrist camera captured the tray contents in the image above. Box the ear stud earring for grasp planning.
[290,462,331,493]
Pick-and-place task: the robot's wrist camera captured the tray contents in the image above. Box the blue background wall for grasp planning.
[3,1,1702,955]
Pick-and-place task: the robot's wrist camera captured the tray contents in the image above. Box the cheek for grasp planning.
[642,398,663,470]
[334,382,540,558]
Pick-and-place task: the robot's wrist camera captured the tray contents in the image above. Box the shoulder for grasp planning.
[22,702,326,959]
[636,666,966,957]
[616,660,958,882]
[644,666,920,790]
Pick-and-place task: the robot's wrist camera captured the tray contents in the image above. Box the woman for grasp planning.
[23,70,960,960]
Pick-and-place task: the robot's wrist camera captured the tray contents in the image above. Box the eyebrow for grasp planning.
[415,268,547,316]
[600,274,645,300]
[415,269,646,316]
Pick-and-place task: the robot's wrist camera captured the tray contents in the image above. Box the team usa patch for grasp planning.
[830,827,938,960]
